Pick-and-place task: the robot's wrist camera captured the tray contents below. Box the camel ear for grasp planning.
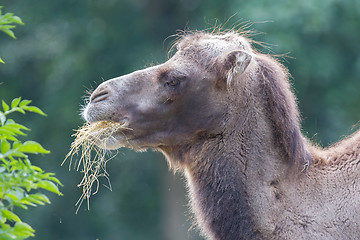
[213,50,252,85]
[223,50,252,76]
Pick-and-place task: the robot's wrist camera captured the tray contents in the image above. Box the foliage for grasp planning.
[0,6,24,63]
[0,98,62,240]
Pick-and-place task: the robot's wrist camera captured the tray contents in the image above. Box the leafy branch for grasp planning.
[0,98,62,240]
[0,6,24,63]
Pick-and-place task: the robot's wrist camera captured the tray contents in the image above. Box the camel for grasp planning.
[82,30,360,240]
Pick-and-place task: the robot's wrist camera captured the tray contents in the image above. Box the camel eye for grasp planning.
[166,79,180,87]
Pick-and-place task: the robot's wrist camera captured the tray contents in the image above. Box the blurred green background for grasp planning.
[0,0,359,239]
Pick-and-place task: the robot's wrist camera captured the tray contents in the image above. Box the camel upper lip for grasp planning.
[86,117,130,127]
[82,101,131,126]
[83,108,130,128]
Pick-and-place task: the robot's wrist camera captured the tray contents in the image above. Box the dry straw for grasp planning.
[63,120,126,213]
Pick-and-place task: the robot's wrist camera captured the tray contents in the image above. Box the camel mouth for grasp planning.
[67,120,128,153]
[83,119,132,149]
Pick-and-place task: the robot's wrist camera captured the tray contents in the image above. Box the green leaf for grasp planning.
[12,141,22,149]
[4,119,15,124]
[30,193,51,204]
[2,101,9,112]
[48,176,63,186]
[5,193,18,202]
[1,28,16,39]
[19,99,31,107]
[14,222,35,237]
[10,152,26,158]
[17,141,50,154]
[0,128,16,136]
[9,16,24,25]
[22,106,47,116]
[12,202,28,210]
[37,181,62,195]
[22,179,36,192]
[20,199,36,207]
[30,165,43,172]
[1,125,26,136]
[24,193,51,205]
[1,209,21,222]
[3,134,18,142]
[0,223,11,232]
[4,123,29,131]
[0,139,10,154]
[10,97,21,108]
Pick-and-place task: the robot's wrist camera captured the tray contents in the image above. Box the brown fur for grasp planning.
[83,30,360,240]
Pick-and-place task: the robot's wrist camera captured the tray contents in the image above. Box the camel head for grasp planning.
[83,32,254,151]
[83,31,310,171]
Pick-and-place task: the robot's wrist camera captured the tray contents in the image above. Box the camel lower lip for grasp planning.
[90,130,127,150]
[94,136,121,150]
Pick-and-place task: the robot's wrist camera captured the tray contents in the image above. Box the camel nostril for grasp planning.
[90,89,109,103]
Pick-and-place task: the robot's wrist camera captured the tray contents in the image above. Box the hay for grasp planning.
[63,120,126,213]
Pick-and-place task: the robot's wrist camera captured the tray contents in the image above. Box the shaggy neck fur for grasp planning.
[162,101,289,240]
[161,90,360,240]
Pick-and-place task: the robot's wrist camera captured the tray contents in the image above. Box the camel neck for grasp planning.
[160,103,292,239]
[182,130,282,240]
[184,157,259,239]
